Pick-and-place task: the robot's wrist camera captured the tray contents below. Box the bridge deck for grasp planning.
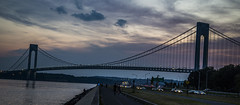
[17,65,194,73]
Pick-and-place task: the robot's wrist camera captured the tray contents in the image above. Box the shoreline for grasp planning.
[64,86,95,105]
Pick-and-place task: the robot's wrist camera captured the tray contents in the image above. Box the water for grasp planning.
[0,79,96,105]
[39,69,189,81]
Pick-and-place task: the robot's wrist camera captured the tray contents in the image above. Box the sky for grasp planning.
[0,0,239,80]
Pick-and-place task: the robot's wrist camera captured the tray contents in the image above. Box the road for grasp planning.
[100,86,235,105]
[100,87,143,105]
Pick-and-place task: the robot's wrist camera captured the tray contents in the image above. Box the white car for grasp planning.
[188,90,197,94]
[171,88,176,92]
[158,88,164,92]
[174,89,183,93]
[194,90,199,94]
[198,91,206,95]
[189,90,206,95]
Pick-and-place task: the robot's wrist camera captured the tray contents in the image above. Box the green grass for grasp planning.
[207,91,240,97]
[123,89,206,105]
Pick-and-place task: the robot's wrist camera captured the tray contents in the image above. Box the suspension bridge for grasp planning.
[4,22,240,87]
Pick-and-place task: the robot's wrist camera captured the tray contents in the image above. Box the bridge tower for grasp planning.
[26,44,38,88]
[194,22,209,71]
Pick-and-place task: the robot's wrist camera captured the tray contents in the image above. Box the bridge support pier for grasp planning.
[26,44,38,88]
[194,22,209,90]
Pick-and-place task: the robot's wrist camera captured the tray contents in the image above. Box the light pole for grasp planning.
[145,73,150,85]
[132,74,137,93]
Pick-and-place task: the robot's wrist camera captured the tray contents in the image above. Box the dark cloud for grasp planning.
[0,12,33,25]
[0,12,57,31]
[74,0,83,10]
[82,0,195,31]
[71,10,105,21]
[211,23,240,34]
[84,0,160,17]
[0,0,60,31]
[115,19,127,28]
[56,6,67,14]
[51,6,67,14]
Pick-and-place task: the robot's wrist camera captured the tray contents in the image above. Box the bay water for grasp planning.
[0,79,96,105]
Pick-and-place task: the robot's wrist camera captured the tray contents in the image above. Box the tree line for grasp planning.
[187,64,240,92]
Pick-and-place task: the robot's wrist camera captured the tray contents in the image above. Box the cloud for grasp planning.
[72,10,105,21]
[115,19,127,28]
[82,0,195,31]
[53,6,67,14]
[0,12,57,31]
[74,0,83,10]
[0,12,33,26]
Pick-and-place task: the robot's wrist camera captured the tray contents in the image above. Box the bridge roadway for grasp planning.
[19,65,194,73]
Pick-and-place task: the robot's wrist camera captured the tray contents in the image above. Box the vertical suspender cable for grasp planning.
[180,40,183,68]
[178,37,181,68]
[210,30,213,67]
[217,34,220,69]
[221,36,224,67]
[186,32,189,69]
[170,44,172,68]
[213,31,216,68]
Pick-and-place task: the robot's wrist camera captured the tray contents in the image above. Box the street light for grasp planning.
[131,74,137,93]
[145,73,150,85]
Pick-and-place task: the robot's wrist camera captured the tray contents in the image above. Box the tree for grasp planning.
[151,76,154,85]
[188,64,240,92]
[235,74,240,92]
[188,70,199,89]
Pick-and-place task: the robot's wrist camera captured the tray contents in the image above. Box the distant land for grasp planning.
[0,71,182,85]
